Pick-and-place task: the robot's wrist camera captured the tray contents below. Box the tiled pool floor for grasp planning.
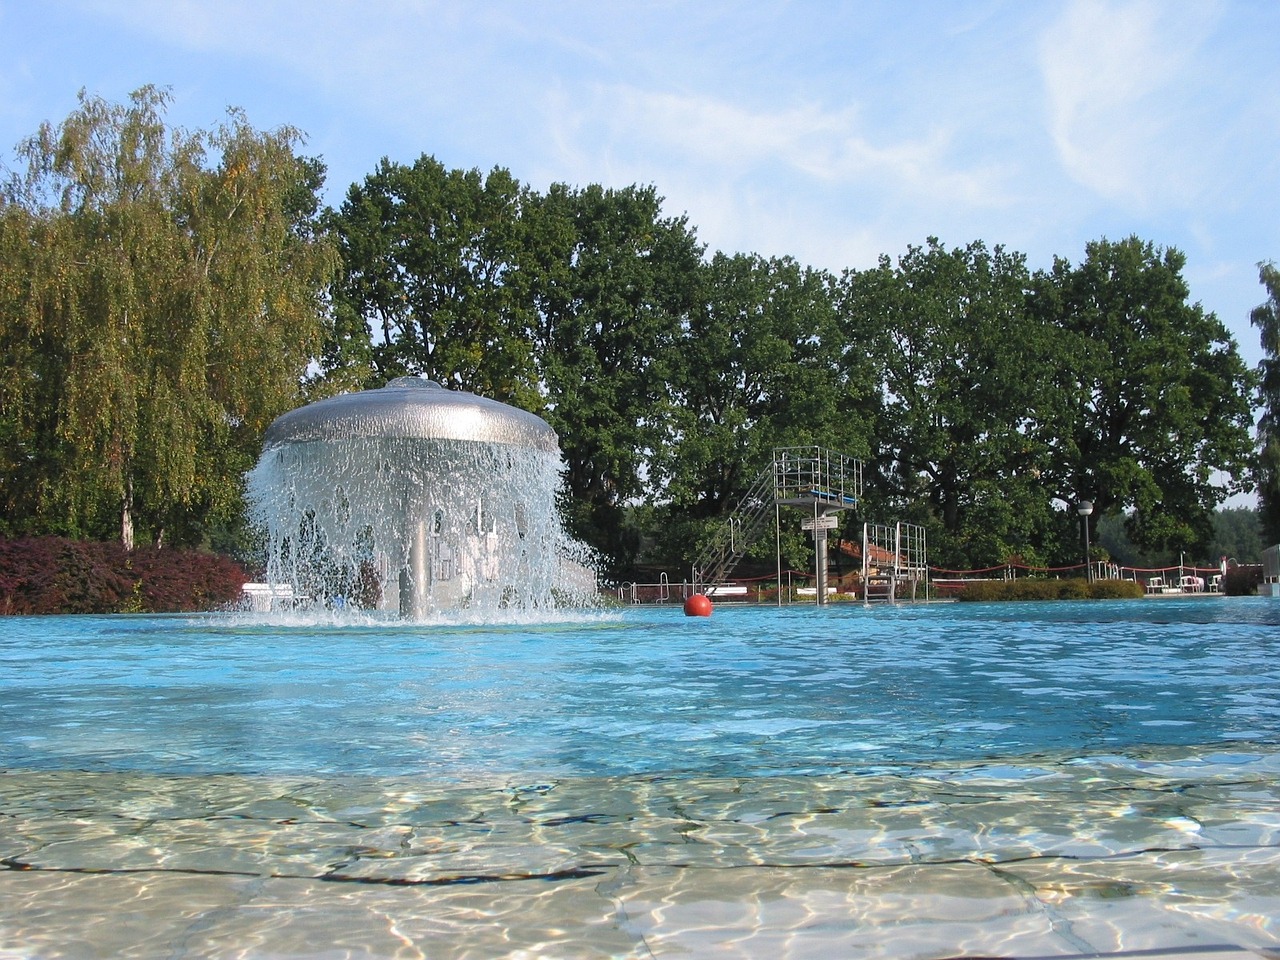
[3,754,1279,958]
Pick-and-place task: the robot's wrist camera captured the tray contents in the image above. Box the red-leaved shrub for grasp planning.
[0,537,249,615]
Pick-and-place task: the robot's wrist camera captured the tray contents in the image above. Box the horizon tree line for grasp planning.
[0,88,1273,579]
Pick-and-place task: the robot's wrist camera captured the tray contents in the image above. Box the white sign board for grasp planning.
[801,515,839,531]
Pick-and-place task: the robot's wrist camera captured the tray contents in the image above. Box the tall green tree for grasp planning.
[840,239,1056,567]
[325,167,703,570]
[1252,261,1280,544]
[1208,506,1264,564]
[644,253,863,574]
[0,86,336,548]
[324,156,540,407]
[1032,237,1255,554]
[657,253,852,511]
[527,183,703,569]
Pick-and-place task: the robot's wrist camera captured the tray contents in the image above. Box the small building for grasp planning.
[1264,545,1280,597]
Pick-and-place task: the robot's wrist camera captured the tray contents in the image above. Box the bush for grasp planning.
[1223,564,1263,597]
[1089,579,1147,599]
[0,537,249,615]
[956,578,1145,602]
[1057,578,1091,600]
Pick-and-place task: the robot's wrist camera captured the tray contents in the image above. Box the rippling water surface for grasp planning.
[3,598,1280,959]
[3,599,1279,778]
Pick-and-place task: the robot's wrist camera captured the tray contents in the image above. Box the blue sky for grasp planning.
[1,0,1277,372]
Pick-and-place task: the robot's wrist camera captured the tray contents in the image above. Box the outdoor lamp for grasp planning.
[1077,501,1094,582]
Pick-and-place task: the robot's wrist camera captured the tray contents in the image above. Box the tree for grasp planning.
[324,156,541,407]
[1252,261,1280,544]
[658,253,851,513]
[1208,506,1264,564]
[325,169,703,571]
[639,253,862,572]
[839,239,1057,567]
[527,183,704,570]
[1032,237,1255,555]
[0,86,336,548]
[1097,506,1262,567]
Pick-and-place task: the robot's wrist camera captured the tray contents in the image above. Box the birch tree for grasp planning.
[0,86,336,547]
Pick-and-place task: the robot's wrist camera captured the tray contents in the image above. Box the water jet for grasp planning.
[246,376,594,615]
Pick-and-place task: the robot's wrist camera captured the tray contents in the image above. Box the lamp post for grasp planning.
[1077,501,1094,582]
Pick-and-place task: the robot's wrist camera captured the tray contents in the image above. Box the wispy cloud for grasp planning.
[1040,0,1224,211]
[543,84,1013,210]
[5,0,1275,366]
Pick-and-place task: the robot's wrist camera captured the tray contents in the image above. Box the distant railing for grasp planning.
[615,558,1237,605]
[613,571,880,605]
[613,572,840,605]
[929,560,1227,595]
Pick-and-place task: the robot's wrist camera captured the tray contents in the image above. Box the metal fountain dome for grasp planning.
[248,375,592,617]
[262,376,559,451]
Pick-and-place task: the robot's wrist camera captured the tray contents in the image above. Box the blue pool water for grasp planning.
[3,598,1278,780]
[6,598,1280,957]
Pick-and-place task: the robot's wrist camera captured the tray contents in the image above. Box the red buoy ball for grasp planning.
[683,594,713,617]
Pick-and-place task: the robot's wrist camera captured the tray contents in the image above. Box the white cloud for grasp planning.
[1040,0,1223,210]
[10,0,1271,363]
[542,84,1014,213]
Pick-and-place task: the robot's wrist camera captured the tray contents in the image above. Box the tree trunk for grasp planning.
[121,477,135,552]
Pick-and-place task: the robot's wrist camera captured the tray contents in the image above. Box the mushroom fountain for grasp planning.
[246,377,594,616]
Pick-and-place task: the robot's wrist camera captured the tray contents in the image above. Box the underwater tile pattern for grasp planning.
[3,749,1280,958]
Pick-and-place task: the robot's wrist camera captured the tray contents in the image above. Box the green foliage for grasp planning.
[956,578,1144,602]
[657,253,851,515]
[2,91,1262,587]
[1090,579,1147,599]
[324,157,541,406]
[1097,506,1263,567]
[1206,507,1264,563]
[1031,237,1255,556]
[1252,262,1280,544]
[327,169,705,573]
[838,239,1061,569]
[530,183,704,570]
[0,87,337,549]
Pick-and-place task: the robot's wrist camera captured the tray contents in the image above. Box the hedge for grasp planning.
[0,537,249,615]
[956,578,1145,602]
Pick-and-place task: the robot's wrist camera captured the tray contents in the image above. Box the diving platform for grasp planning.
[773,447,862,511]
[692,447,863,596]
[689,446,929,607]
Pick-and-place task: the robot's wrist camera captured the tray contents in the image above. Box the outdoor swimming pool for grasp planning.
[3,598,1279,957]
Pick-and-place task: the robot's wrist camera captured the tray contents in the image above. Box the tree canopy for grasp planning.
[0,91,1265,577]
[324,156,540,405]
[840,239,1060,567]
[1253,262,1280,544]
[1031,238,1255,554]
[526,182,704,564]
[659,252,849,516]
[0,86,336,549]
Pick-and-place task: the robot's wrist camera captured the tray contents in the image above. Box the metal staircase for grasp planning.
[691,447,864,590]
[691,464,776,588]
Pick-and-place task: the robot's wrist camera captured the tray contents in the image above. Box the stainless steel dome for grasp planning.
[261,376,559,452]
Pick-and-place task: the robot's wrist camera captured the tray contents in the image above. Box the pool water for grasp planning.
[6,600,1279,779]
[3,599,1280,958]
